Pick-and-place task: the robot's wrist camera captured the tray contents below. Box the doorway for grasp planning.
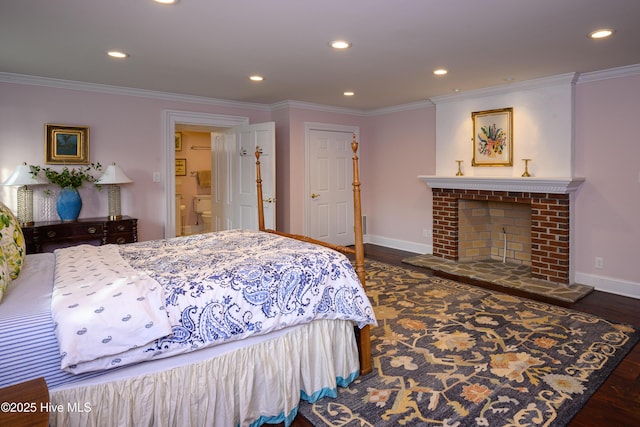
[163,110,275,238]
[174,128,225,236]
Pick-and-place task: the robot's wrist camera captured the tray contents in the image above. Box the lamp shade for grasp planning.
[1,163,47,186]
[97,163,132,185]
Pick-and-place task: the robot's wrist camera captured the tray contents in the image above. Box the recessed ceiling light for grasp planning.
[154,0,178,4]
[343,91,355,97]
[589,28,615,39]
[433,68,448,76]
[249,75,264,82]
[330,40,352,49]
[107,51,129,59]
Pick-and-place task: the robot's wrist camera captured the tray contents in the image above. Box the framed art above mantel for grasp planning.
[471,108,513,167]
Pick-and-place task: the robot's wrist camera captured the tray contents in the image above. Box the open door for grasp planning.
[212,122,275,231]
[210,132,234,232]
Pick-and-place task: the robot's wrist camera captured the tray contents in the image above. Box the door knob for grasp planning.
[311,193,320,199]
[263,198,276,203]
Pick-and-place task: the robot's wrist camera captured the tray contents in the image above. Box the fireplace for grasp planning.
[419,177,584,285]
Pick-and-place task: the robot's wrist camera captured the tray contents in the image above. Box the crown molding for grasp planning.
[0,72,270,111]
[366,100,434,116]
[3,64,638,116]
[269,100,367,116]
[576,63,640,84]
[430,73,579,105]
[271,99,434,116]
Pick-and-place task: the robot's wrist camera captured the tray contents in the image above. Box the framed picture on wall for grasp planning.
[175,158,187,176]
[175,132,182,151]
[45,124,90,164]
[471,108,513,167]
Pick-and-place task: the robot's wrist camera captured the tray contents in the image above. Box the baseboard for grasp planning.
[364,234,432,255]
[574,272,639,299]
[363,235,639,301]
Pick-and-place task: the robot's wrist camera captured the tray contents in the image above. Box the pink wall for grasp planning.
[365,106,436,249]
[574,74,640,285]
[0,82,269,241]
[280,105,436,251]
[270,107,291,231]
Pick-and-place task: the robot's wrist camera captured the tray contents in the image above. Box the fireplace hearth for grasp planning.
[419,176,584,285]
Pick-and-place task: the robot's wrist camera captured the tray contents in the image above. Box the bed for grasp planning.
[0,136,374,426]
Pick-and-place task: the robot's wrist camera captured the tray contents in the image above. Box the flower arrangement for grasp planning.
[477,123,507,158]
[30,163,103,189]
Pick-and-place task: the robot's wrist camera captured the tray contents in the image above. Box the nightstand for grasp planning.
[22,216,137,254]
[0,377,49,427]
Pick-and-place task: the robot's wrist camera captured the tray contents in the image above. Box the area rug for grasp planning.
[297,261,639,427]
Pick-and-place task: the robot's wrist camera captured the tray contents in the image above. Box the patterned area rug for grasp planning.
[297,261,639,427]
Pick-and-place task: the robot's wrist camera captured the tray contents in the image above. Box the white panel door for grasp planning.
[231,122,276,230]
[308,129,353,246]
[210,132,235,231]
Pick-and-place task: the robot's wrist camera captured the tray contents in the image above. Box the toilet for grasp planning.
[193,195,212,233]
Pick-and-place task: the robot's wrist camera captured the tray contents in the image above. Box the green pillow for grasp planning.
[0,248,9,303]
[0,202,26,282]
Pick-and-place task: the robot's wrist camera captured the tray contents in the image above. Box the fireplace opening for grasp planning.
[458,200,532,265]
[431,188,571,284]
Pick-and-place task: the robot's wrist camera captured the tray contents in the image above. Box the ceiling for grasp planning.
[1,0,639,111]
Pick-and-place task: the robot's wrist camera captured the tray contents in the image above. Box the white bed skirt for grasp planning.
[49,319,359,427]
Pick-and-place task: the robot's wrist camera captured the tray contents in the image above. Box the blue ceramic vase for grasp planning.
[56,187,82,221]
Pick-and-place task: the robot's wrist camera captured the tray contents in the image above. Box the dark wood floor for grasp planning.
[289,244,640,427]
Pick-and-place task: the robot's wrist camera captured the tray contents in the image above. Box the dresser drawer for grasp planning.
[106,220,135,234]
[105,233,137,245]
[22,217,137,254]
[38,223,103,241]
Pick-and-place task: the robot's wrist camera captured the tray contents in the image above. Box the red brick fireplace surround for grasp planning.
[419,177,585,285]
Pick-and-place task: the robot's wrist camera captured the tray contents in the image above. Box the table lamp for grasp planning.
[1,163,47,226]
[97,163,132,220]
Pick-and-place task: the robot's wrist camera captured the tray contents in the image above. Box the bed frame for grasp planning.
[254,134,372,375]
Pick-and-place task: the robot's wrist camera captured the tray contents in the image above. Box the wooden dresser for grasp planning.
[21,216,137,254]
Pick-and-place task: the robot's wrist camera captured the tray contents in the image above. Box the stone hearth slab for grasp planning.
[401,254,593,304]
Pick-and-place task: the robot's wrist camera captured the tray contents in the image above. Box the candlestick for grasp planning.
[455,160,463,176]
[521,159,532,177]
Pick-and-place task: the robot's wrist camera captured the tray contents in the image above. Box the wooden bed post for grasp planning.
[254,136,373,376]
[351,135,372,375]
[255,147,266,232]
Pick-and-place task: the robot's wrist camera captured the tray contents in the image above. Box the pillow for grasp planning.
[0,202,26,282]
[0,248,9,303]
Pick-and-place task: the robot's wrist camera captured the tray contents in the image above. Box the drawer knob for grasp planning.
[47,230,57,238]
[116,225,125,232]
[116,237,126,244]
[87,227,97,234]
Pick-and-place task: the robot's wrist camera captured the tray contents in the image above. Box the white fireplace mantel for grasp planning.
[418,176,585,194]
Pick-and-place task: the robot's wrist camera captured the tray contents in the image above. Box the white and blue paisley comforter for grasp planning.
[52,230,376,374]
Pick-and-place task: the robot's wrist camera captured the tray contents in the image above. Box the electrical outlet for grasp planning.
[595,257,604,269]
[152,172,161,182]
[422,229,432,239]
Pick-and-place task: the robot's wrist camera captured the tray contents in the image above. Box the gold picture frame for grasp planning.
[45,124,90,165]
[175,132,182,151]
[471,108,513,167]
[175,158,187,176]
